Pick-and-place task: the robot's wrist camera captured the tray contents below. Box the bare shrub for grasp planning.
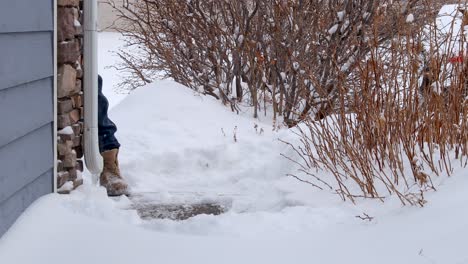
[108,0,440,125]
[106,0,467,205]
[287,3,468,205]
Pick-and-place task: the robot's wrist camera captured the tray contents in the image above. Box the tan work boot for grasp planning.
[100,149,129,196]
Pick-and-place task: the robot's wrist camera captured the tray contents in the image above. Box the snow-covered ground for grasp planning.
[1,32,467,264]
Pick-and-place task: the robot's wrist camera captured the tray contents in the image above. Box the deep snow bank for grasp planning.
[0,79,467,264]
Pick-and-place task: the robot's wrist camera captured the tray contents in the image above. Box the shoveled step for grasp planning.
[126,191,233,221]
[131,203,226,221]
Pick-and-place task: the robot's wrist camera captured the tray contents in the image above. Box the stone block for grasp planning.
[75,59,83,78]
[74,178,84,189]
[69,109,81,124]
[58,125,75,141]
[58,99,74,114]
[57,133,69,144]
[72,8,83,36]
[72,7,79,20]
[76,67,83,79]
[58,131,74,141]
[57,114,71,129]
[57,7,75,41]
[58,64,77,98]
[58,40,80,64]
[62,151,77,168]
[73,135,82,147]
[57,171,70,188]
[57,140,73,156]
[75,25,83,37]
[58,0,79,7]
[71,94,83,108]
[75,79,82,93]
[72,122,83,135]
[57,160,64,172]
[68,168,78,181]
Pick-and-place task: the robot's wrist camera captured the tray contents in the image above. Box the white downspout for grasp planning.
[83,0,103,181]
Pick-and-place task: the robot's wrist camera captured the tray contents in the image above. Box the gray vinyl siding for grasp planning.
[0,32,54,90]
[0,0,54,237]
[0,0,53,34]
[0,169,53,236]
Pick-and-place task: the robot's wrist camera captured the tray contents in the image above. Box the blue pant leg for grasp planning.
[98,75,121,153]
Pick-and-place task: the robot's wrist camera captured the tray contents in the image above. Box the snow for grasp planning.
[328,24,339,35]
[74,19,81,27]
[280,72,286,80]
[363,12,371,20]
[1,77,467,263]
[237,34,244,44]
[57,181,74,193]
[1,27,468,264]
[337,11,345,21]
[293,61,300,70]
[406,13,414,23]
[429,5,464,55]
[58,126,73,135]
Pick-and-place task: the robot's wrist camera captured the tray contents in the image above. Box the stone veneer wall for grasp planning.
[56,0,84,193]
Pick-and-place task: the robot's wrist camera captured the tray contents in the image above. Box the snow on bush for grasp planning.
[109,0,440,126]
[107,1,467,205]
[284,4,468,205]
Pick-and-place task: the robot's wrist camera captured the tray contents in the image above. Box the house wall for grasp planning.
[56,0,84,193]
[0,0,55,237]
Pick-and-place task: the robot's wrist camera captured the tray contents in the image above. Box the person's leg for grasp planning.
[98,75,121,152]
[98,75,128,196]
